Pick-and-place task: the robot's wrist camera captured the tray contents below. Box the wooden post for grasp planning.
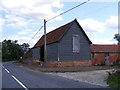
[44,19,47,66]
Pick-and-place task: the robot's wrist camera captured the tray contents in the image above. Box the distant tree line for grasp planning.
[2,39,30,61]
[1,34,119,62]
[114,34,120,45]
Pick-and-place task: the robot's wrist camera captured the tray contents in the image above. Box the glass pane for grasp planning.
[73,35,80,52]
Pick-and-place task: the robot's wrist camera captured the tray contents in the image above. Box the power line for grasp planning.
[27,26,43,44]
[27,0,115,45]
[81,2,117,18]
[47,0,90,22]
[27,0,90,44]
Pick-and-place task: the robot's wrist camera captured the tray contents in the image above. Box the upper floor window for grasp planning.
[73,35,80,53]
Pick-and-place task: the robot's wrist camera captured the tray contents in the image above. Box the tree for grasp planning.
[114,34,120,45]
[2,39,24,61]
[21,43,30,53]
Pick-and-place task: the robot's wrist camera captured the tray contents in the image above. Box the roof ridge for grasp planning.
[33,19,75,48]
[46,19,75,35]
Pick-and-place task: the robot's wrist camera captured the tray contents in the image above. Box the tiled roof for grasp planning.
[34,19,92,48]
[24,49,32,57]
[34,20,73,48]
[91,44,120,53]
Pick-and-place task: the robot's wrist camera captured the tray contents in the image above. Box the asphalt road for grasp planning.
[2,62,108,89]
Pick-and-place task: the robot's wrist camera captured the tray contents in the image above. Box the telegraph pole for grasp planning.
[44,19,47,66]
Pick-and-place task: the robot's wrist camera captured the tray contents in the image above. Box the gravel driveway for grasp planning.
[48,69,114,87]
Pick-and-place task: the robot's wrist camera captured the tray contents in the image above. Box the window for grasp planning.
[73,35,80,53]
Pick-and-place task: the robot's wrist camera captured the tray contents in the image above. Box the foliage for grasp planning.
[2,39,24,61]
[113,59,120,66]
[94,63,105,66]
[21,43,30,53]
[114,34,120,45]
[107,70,120,89]
[2,59,17,62]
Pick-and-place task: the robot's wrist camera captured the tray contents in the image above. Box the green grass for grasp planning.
[2,59,18,63]
[107,72,120,89]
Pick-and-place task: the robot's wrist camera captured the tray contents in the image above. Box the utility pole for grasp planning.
[44,19,47,66]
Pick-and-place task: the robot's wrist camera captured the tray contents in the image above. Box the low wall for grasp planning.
[46,60,91,67]
[32,60,40,65]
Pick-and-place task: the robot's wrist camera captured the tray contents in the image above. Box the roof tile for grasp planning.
[34,20,73,47]
[91,44,120,53]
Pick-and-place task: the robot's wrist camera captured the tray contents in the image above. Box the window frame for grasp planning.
[72,34,80,53]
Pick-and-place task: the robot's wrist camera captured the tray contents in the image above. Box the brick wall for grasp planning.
[46,60,91,67]
[31,53,120,66]
[91,54,105,65]
[91,53,120,65]
[32,60,40,65]
[109,54,118,64]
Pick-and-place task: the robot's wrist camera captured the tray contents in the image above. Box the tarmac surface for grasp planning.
[2,62,108,88]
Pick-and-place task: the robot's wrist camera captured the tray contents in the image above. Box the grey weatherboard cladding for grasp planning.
[32,19,92,61]
[32,47,40,60]
[58,20,91,61]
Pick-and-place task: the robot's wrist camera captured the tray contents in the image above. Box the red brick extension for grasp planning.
[91,53,120,65]
[32,60,91,67]
[32,55,120,66]
[32,53,120,67]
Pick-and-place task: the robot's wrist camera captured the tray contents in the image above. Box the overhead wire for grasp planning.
[81,2,117,18]
[27,0,90,44]
[27,26,43,44]
[79,2,117,42]
[27,1,117,45]
[46,0,90,22]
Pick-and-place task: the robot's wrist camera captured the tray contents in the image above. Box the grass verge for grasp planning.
[107,71,120,89]
[2,59,19,63]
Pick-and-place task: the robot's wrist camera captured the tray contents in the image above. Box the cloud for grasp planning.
[78,15,118,33]
[78,19,105,32]
[78,16,118,44]
[1,25,56,47]
[0,18,5,32]
[91,38,117,44]
[4,14,28,29]
[0,34,36,47]
[0,0,63,47]
[17,29,33,35]
[105,16,118,29]
[0,0,63,21]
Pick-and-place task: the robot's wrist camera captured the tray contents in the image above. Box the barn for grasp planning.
[24,19,120,67]
[25,19,92,66]
[91,44,120,65]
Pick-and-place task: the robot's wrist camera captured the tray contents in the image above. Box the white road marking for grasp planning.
[4,68,10,74]
[2,66,5,69]
[12,75,29,90]
[3,65,29,89]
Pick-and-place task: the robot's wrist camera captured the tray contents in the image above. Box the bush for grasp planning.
[113,59,120,66]
[94,63,105,66]
[2,59,18,62]
[107,70,120,89]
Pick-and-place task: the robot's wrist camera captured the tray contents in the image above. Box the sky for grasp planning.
[0,0,119,48]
